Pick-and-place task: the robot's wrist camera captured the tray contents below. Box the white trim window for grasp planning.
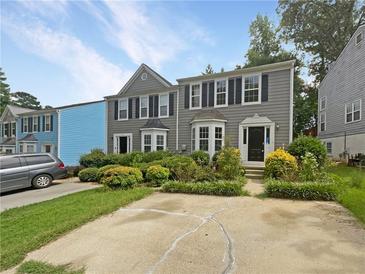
[33,116,39,132]
[215,127,223,152]
[191,127,196,151]
[23,117,28,133]
[190,83,201,109]
[215,79,227,107]
[11,122,16,137]
[159,94,169,118]
[320,96,327,111]
[119,99,128,120]
[199,127,209,151]
[3,122,9,137]
[140,96,148,119]
[191,121,225,157]
[326,142,332,155]
[141,130,167,152]
[320,112,326,131]
[45,115,51,132]
[243,75,260,104]
[345,99,361,123]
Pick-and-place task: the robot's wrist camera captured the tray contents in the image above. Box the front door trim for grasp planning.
[113,133,133,154]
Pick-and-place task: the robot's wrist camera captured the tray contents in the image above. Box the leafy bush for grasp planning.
[96,164,120,182]
[288,135,327,167]
[101,153,123,166]
[145,165,170,186]
[78,167,99,182]
[65,166,81,178]
[118,152,144,166]
[101,166,143,189]
[162,180,246,196]
[161,156,199,181]
[191,150,210,166]
[264,179,339,201]
[79,149,105,168]
[194,166,218,182]
[264,148,298,180]
[141,151,174,163]
[299,152,319,181]
[216,147,242,180]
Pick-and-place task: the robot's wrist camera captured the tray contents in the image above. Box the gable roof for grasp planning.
[118,64,172,95]
[0,105,34,121]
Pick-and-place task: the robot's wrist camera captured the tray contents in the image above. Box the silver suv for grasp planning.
[0,153,67,193]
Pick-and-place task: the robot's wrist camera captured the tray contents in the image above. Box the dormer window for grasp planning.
[356,32,362,46]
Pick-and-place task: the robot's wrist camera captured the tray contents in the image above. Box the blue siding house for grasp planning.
[15,100,106,166]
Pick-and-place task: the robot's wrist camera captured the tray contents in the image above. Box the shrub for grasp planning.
[216,147,242,180]
[161,156,199,181]
[299,152,319,181]
[145,165,170,186]
[78,167,99,182]
[101,153,123,165]
[288,135,327,167]
[264,179,339,201]
[162,180,246,196]
[65,166,81,178]
[191,150,210,166]
[264,148,298,180]
[194,166,218,182]
[101,166,143,189]
[141,151,174,163]
[79,149,105,168]
[96,164,120,182]
[118,152,144,166]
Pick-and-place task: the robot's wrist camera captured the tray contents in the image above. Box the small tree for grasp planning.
[202,64,214,75]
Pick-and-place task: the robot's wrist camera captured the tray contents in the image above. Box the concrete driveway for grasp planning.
[0,178,100,212]
[25,190,365,274]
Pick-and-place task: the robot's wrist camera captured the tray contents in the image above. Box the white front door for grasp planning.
[113,134,132,154]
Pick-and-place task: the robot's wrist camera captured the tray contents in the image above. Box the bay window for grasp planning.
[190,83,201,109]
[199,127,209,151]
[156,135,165,151]
[215,127,223,152]
[143,134,152,152]
[215,79,227,106]
[140,96,148,118]
[141,130,167,152]
[243,75,260,104]
[345,99,361,123]
[119,99,128,120]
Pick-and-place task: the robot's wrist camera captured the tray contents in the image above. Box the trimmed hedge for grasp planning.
[264,179,339,201]
[79,149,105,168]
[96,164,120,182]
[78,167,99,182]
[101,166,143,189]
[161,180,246,196]
[145,165,170,186]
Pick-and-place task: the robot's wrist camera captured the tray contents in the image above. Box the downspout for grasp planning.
[57,110,61,158]
[176,88,179,152]
[289,64,294,143]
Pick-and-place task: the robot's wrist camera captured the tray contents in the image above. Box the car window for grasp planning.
[0,157,22,170]
[23,155,55,165]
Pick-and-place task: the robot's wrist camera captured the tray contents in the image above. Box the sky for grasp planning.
[1,0,286,107]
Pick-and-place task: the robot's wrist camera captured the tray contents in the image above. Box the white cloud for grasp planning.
[2,16,132,103]
[18,0,69,19]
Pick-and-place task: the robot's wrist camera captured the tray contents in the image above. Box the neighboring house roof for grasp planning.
[118,63,172,95]
[191,109,226,122]
[0,137,16,146]
[177,59,296,83]
[140,119,169,130]
[0,105,34,121]
[18,134,38,142]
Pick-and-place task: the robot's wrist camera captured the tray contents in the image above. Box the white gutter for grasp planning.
[289,64,294,143]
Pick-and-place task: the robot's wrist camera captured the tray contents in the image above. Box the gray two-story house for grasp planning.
[106,60,295,167]
[318,24,365,159]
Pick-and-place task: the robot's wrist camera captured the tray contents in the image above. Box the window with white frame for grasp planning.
[11,122,16,137]
[159,94,168,117]
[23,117,28,132]
[141,130,167,152]
[199,127,209,151]
[45,115,51,131]
[320,112,326,131]
[191,127,196,151]
[320,96,326,111]
[326,142,332,154]
[143,134,152,152]
[191,121,225,157]
[140,96,148,118]
[191,83,201,108]
[156,135,165,151]
[346,99,361,123]
[356,32,362,45]
[244,75,260,103]
[4,123,9,137]
[215,80,227,106]
[33,116,39,132]
[119,99,128,120]
[215,127,223,152]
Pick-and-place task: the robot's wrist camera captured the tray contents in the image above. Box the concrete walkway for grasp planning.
[0,178,100,212]
[23,191,365,274]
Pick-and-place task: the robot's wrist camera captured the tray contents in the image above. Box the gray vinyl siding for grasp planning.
[318,25,365,139]
[177,69,291,153]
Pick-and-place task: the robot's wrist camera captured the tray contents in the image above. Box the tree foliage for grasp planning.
[0,68,11,114]
[202,64,214,75]
[278,0,365,82]
[11,91,41,110]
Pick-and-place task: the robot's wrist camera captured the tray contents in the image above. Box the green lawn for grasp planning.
[0,187,153,271]
[328,164,365,224]
[17,260,84,274]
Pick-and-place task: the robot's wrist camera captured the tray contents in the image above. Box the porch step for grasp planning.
[244,166,265,180]
[245,173,264,179]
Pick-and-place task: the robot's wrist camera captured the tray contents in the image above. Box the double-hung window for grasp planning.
[159,94,168,117]
[191,128,196,151]
[243,75,260,104]
[119,99,128,120]
[141,130,167,152]
[33,116,38,132]
[320,112,326,131]
[4,123,9,137]
[23,117,28,133]
[320,96,326,111]
[215,79,227,106]
[215,127,223,152]
[326,142,332,154]
[143,134,152,152]
[191,83,201,109]
[191,122,225,157]
[199,127,209,151]
[11,122,16,137]
[45,115,51,132]
[156,135,165,151]
[345,99,361,123]
[140,96,148,118]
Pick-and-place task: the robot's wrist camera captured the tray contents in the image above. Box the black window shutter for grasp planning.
[149,96,154,117]
[169,93,174,116]
[154,95,159,117]
[235,77,242,104]
[228,78,235,105]
[50,115,54,131]
[128,98,133,119]
[38,116,41,130]
[135,97,140,118]
[28,117,33,133]
[202,82,208,107]
[208,81,214,107]
[114,101,118,120]
[262,74,269,102]
[42,116,45,131]
[21,118,24,133]
[184,85,190,109]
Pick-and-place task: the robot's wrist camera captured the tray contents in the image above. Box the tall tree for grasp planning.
[202,64,214,75]
[278,0,365,82]
[0,68,11,114]
[11,91,41,110]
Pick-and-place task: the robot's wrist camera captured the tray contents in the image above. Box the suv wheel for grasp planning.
[32,174,52,189]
